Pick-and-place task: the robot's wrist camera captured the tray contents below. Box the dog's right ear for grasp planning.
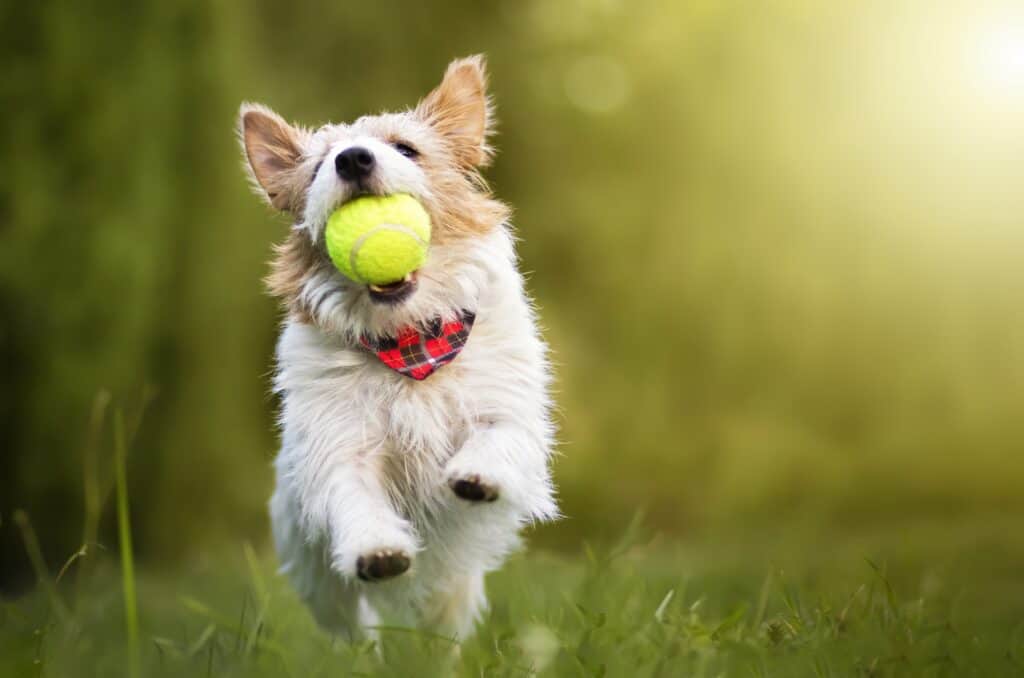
[238,103,309,213]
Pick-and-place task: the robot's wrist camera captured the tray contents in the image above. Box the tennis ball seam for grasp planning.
[349,223,429,282]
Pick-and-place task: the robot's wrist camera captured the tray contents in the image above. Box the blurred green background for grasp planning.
[3,0,1024,592]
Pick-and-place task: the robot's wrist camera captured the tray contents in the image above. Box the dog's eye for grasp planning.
[309,159,324,185]
[392,142,419,159]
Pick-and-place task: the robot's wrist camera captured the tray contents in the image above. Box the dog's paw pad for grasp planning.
[356,550,411,582]
[448,474,499,503]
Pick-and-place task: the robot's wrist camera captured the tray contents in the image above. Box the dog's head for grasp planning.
[239,55,510,337]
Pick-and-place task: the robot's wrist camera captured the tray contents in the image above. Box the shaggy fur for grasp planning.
[238,55,557,640]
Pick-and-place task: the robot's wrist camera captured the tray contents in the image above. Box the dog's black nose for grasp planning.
[335,146,375,181]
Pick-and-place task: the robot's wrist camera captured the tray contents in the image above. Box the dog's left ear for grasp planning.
[417,55,494,167]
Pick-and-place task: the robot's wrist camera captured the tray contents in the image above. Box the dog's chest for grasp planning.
[332,355,478,504]
[379,370,475,460]
[280,328,476,459]
[276,313,525,491]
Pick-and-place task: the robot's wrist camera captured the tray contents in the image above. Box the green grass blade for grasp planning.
[114,409,140,678]
[81,390,111,553]
[13,510,71,624]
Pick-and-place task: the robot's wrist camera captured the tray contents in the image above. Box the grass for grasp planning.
[2,395,1021,676]
[112,410,140,678]
[1,514,1023,678]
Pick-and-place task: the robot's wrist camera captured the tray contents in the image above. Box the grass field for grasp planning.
[3,515,1022,678]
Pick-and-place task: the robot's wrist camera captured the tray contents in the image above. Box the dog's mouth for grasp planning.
[367,272,418,305]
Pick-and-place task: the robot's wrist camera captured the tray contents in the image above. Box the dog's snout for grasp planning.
[335,147,375,182]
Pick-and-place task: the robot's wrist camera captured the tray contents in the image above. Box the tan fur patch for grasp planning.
[264,230,322,322]
[420,168,510,242]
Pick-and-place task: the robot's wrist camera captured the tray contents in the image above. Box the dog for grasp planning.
[237,55,557,640]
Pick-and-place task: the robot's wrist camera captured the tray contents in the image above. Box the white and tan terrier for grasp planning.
[238,55,557,640]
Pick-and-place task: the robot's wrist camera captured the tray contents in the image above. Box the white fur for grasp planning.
[269,137,557,637]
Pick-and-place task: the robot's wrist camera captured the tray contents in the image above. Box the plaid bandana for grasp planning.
[359,311,476,381]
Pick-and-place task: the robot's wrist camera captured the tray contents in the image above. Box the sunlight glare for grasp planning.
[976,22,1024,90]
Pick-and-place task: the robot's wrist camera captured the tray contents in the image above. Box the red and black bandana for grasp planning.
[359,311,476,381]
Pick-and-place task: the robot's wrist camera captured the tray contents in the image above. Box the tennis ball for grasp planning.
[324,194,431,285]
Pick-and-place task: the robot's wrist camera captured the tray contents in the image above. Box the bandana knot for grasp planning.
[359,311,475,380]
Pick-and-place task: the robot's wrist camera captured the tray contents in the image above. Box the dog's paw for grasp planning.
[447,473,500,503]
[356,549,412,582]
[333,525,418,583]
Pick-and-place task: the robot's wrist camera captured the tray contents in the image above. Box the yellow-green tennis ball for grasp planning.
[324,194,431,285]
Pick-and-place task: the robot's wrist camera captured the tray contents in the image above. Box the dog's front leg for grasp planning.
[318,455,419,583]
[444,421,557,521]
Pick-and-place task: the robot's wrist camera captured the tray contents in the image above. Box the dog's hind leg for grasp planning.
[270,486,365,639]
[421,570,487,640]
[302,558,364,641]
